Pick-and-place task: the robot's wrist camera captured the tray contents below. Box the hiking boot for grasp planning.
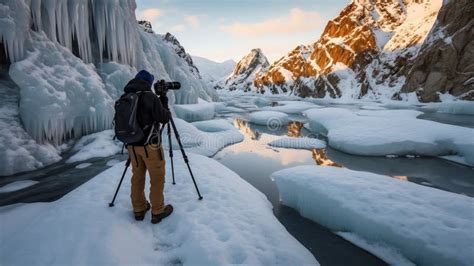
[134,202,151,221]
[151,204,173,224]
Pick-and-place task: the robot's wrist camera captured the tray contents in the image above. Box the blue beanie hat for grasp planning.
[135,70,154,86]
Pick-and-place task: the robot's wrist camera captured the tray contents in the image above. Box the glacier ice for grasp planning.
[271,165,474,265]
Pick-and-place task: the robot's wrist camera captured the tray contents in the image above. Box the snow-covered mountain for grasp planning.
[217,48,269,92]
[0,0,217,175]
[226,0,471,102]
[253,0,445,101]
[398,0,474,101]
[192,56,236,85]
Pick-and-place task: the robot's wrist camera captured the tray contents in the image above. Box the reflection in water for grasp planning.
[312,149,343,167]
[288,121,304,137]
[393,176,408,181]
[234,118,261,140]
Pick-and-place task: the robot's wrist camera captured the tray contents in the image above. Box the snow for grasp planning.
[271,165,474,266]
[173,102,216,122]
[304,108,474,165]
[261,101,322,114]
[66,130,122,163]
[0,153,317,265]
[268,137,326,150]
[248,111,289,127]
[191,56,236,84]
[0,180,39,193]
[168,118,244,157]
[75,163,92,169]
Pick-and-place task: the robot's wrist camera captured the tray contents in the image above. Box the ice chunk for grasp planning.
[192,119,235,132]
[97,62,135,100]
[248,111,289,127]
[66,130,122,163]
[173,102,216,122]
[421,101,474,115]
[9,32,114,145]
[304,108,474,165]
[271,166,474,265]
[261,101,322,114]
[0,153,317,265]
[268,137,326,150]
[75,163,92,169]
[0,180,39,193]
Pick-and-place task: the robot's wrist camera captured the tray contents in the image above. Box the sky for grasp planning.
[136,0,349,64]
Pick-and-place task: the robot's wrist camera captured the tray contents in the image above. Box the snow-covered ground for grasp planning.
[0,153,317,265]
[271,166,474,265]
[304,108,474,166]
[268,137,326,150]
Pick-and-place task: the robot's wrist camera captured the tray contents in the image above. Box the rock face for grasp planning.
[218,48,269,92]
[400,0,474,102]
[248,0,472,102]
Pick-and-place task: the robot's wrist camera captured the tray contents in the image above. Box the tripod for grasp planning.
[109,116,203,207]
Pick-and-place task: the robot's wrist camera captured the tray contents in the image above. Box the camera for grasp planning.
[154,79,181,94]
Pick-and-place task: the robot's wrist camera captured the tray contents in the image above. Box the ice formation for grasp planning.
[268,137,326,150]
[304,108,474,165]
[271,166,474,265]
[173,102,216,122]
[0,0,218,174]
[260,100,322,114]
[0,153,318,265]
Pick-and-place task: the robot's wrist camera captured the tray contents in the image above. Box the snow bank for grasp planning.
[271,166,474,266]
[268,137,326,150]
[261,101,322,114]
[304,108,474,165]
[0,153,317,265]
[174,102,216,122]
[248,111,289,128]
[0,180,39,193]
[66,130,122,163]
[192,119,235,132]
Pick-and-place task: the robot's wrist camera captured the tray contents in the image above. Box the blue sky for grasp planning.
[136,0,349,63]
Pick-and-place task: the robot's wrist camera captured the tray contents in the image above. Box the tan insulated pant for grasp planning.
[128,144,166,215]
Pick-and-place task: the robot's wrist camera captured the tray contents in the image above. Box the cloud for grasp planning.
[137,8,163,22]
[170,24,186,33]
[221,8,324,37]
[185,15,199,28]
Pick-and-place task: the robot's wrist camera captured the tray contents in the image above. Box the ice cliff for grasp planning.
[0,0,217,175]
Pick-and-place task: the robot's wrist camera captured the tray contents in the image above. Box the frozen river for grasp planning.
[1,94,473,265]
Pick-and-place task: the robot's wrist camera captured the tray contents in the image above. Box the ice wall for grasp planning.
[0,0,217,147]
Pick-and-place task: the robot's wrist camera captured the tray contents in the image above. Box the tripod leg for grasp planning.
[169,117,203,200]
[109,158,131,207]
[167,123,176,185]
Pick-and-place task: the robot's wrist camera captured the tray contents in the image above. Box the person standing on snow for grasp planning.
[122,70,173,224]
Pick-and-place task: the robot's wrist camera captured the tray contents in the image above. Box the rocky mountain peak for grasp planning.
[217,49,269,92]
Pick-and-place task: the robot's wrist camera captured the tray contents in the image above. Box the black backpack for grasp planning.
[114,92,144,144]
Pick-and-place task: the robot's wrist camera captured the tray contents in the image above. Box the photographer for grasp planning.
[122,70,173,224]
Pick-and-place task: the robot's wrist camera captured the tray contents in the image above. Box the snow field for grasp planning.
[271,166,474,265]
[248,111,289,129]
[0,153,318,265]
[66,130,122,163]
[304,108,474,165]
[268,137,326,150]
